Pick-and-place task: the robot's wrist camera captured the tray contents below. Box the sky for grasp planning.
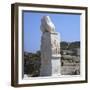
[23,11,80,53]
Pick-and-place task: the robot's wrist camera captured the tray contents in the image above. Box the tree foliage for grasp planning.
[24,51,41,77]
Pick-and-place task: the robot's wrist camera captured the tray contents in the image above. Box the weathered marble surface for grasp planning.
[40,16,61,76]
[40,16,55,33]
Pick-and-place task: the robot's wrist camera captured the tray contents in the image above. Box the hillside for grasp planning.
[24,41,80,76]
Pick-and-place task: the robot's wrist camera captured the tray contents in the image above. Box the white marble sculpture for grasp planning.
[40,16,61,76]
[40,16,55,33]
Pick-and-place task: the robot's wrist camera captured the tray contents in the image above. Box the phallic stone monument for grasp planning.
[40,16,61,76]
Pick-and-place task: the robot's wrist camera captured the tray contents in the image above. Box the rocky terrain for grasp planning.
[24,41,80,76]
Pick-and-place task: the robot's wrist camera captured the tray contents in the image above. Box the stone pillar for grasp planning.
[40,16,61,76]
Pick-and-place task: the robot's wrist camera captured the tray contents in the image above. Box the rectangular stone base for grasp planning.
[51,58,61,75]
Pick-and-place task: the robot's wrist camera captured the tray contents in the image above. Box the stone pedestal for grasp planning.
[40,32,61,76]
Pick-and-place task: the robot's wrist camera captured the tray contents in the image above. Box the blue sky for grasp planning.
[23,11,80,53]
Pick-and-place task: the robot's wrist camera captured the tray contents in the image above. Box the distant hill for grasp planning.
[60,41,80,50]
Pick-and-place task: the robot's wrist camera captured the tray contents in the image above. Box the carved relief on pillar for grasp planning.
[51,38,60,55]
